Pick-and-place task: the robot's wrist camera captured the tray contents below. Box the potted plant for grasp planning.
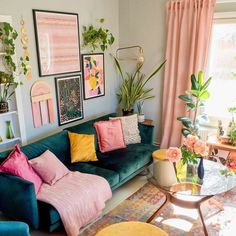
[113,56,166,116]
[177,71,212,136]
[137,100,145,122]
[82,18,115,52]
[0,22,28,113]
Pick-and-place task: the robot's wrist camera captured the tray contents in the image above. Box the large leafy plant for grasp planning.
[0,22,28,102]
[82,18,115,52]
[113,56,166,112]
[177,71,212,136]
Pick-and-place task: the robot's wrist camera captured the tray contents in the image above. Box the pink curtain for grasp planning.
[160,0,216,148]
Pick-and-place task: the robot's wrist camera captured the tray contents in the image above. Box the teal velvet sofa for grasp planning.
[0,113,157,232]
[0,221,30,236]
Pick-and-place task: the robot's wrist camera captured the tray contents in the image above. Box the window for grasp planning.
[206,13,236,123]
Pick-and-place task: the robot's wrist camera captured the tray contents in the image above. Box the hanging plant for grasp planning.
[82,18,115,52]
[0,22,28,112]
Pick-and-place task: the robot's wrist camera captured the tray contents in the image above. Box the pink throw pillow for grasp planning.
[0,144,42,194]
[30,150,69,185]
[94,119,126,153]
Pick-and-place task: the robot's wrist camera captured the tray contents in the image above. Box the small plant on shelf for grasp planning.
[0,22,28,113]
[82,18,115,52]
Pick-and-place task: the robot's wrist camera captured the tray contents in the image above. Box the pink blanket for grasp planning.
[37,171,112,236]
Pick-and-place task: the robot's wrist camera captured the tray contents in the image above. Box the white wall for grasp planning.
[0,0,119,143]
[119,0,167,144]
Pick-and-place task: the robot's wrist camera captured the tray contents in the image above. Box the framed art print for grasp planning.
[33,10,81,76]
[82,53,105,100]
[55,74,83,126]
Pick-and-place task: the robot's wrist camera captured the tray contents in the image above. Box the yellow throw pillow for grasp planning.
[69,132,98,163]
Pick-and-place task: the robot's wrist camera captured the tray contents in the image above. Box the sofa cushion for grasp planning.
[93,143,156,181]
[68,163,119,188]
[21,131,70,165]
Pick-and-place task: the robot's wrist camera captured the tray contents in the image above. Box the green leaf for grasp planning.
[182,128,191,137]
[199,90,210,100]
[186,103,195,109]
[178,95,193,102]
[198,70,204,86]
[99,18,105,23]
[182,120,193,128]
[177,116,191,122]
[191,74,199,90]
[201,77,212,90]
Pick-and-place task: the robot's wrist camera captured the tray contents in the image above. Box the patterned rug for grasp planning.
[81,182,166,235]
[81,181,236,236]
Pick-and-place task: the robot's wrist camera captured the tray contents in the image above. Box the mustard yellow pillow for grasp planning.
[69,132,98,163]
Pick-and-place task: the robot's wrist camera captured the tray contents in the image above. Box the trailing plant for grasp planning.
[0,22,28,102]
[82,18,115,52]
[177,71,212,137]
[113,56,166,112]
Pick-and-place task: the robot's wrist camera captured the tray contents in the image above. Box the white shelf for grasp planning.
[0,137,21,146]
[0,110,17,117]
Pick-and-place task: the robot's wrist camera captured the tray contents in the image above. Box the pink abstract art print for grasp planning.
[33,10,81,76]
[82,53,105,100]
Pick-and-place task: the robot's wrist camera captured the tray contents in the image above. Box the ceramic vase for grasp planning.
[0,102,9,113]
[122,109,134,116]
[197,157,204,180]
[6,120,14,139]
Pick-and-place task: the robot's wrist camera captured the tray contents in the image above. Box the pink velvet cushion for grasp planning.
[0,144,42,194]
[30,150,69,185]
[94,119,126,153]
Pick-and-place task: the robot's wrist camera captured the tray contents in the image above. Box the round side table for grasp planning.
[95,221,168,236]
[152,149,177,187]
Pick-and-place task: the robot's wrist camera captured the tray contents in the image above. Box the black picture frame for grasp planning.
[55,74,83,126]
[33,9,81,77]
[82,53,105,100]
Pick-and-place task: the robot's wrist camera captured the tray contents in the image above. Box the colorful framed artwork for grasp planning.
[55,74,83,126]
[33,10,81,77]
[82,53,105,100]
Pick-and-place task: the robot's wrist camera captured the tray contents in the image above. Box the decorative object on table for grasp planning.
[217,120,224,138]
[33,10,81,76]
[82,18,115,52]
[137,100,145,122]
[152,149,177,187]
[113,55,166,116]
[167,134,209,180]
[0,22,28,113]
[82,53,105,99]
[30,81,55,128]
[20,16,32,80]
[5,120,14,139]
[177,71,212,137]
[55,74,83,126]
[116,45,145,67]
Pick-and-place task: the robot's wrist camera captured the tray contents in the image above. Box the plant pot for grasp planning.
[122,109,134,116]
[138,114,145,123]
[0,102,9,113]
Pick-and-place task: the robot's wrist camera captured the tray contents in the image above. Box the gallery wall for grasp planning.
[0,0,119,143]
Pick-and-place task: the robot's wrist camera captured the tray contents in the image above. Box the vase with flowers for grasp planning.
[167,134,209,181]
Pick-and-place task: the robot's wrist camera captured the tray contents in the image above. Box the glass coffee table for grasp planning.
[149,160,236,235]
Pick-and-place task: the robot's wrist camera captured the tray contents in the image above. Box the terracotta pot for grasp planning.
[122,109,134,116]
[0,102,9,113]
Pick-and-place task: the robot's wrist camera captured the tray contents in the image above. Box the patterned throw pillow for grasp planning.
[110,114,141,145]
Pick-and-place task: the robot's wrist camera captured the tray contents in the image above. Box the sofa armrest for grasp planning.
[138,123,154,144]
[0,173,39,229]
[0,221,30,236]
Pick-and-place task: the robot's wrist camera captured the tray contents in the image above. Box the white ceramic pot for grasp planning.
[138,114,145,123]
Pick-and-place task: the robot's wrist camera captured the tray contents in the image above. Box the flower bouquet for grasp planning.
[167,135,209,180]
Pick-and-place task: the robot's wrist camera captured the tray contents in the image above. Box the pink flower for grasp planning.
[184,135,199,151]
[193,140,209,157]
[166,147,182,163]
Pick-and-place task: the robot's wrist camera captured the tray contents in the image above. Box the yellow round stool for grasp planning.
[95,221,168,236]
[152,149,177,187]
